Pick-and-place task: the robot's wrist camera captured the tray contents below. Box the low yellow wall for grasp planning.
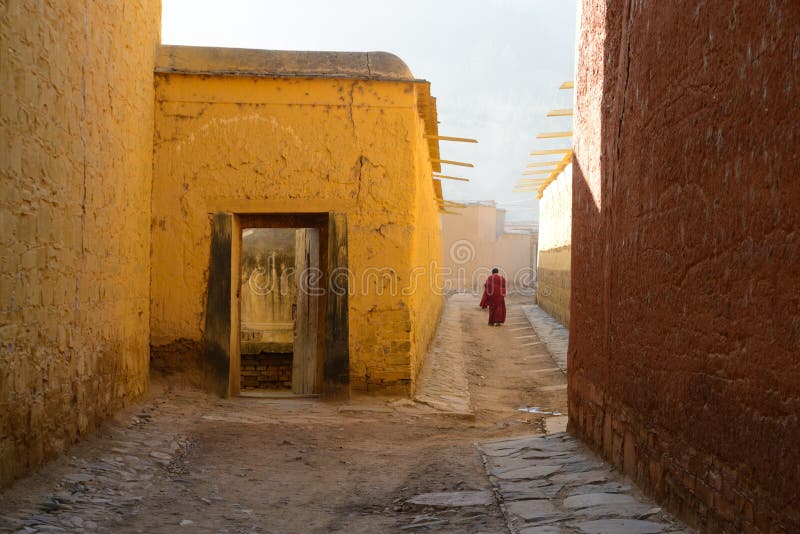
[0,1,160,485]
[151,71,442,394]
[537,167,572,328]
[537,246,571,327]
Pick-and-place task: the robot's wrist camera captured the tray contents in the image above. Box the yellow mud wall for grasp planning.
[408,106,444,388]
[536,168,572,327]
[0,2,160,485]
[151,74,440,395]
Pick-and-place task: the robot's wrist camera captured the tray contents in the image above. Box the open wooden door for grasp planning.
[292,228,320,394]
[202,212,239,397]
[323,212,350,400]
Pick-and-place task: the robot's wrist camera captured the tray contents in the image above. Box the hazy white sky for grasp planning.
[161,0,577,222]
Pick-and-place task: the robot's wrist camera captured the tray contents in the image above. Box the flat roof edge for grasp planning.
[156,45,425,83]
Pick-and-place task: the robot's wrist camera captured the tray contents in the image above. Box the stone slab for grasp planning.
[563,492,639,510]
[566,482,631,496]
[497,481,563,501]
[549,469,609,486]
[571,503,660,520]
[495,465,563,480]
[571,519,668,533]
[505,499,560,521]
[479,433,687,533]
[520,527,568,534]
[521,305,568,372]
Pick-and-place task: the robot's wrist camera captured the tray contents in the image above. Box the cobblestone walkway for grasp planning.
[0,396,203,533]
[478,433,689,533]
[521,305,569,373]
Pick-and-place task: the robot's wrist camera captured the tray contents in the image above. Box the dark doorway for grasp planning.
[201,212,350,400]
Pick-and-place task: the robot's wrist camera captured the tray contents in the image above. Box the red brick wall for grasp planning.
[569,1,800,531]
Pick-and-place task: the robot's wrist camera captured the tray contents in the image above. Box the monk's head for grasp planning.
[492,268,499,274]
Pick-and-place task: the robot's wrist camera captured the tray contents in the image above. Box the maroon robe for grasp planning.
[479,281,489,308]
[485,273,506,324]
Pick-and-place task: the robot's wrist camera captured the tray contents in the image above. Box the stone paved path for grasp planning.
[0,396,203,533]
[478,433,689,534]
[521,305,569,373]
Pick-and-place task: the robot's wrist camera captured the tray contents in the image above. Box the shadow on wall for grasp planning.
[568,1,799,531]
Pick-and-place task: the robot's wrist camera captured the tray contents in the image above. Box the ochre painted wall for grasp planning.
[570,1,800,531]
[151,73,443,395]
[537,169,572,327]
[0,1,160,485]
[409,130,445,384]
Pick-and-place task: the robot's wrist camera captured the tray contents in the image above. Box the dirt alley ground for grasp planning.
[0,294,568,533]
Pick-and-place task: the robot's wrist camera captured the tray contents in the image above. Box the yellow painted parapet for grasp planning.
[151,46,443,396]
[515,151,573,198]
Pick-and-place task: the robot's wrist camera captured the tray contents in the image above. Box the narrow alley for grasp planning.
[0,295,686,533]
[3,2,797,532]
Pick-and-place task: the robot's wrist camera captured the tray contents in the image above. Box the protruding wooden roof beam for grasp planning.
[560,81,574,89]
[527,161,563,168]
[425,135,478,143]
[523,169,561,175]
[536,131,573,139]
[546,109,573,117]
[529,148,572,156]
[432,159,474,168]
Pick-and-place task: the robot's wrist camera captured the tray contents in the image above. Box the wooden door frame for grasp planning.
[201,211,350,400]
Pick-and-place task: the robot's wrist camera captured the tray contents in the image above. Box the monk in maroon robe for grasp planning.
[485,268,506,325]
[479,280,489,309]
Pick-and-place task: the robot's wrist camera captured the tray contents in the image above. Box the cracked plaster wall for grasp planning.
[0,1,160,485]
[151,74,443,395]
[569,1,800,531]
